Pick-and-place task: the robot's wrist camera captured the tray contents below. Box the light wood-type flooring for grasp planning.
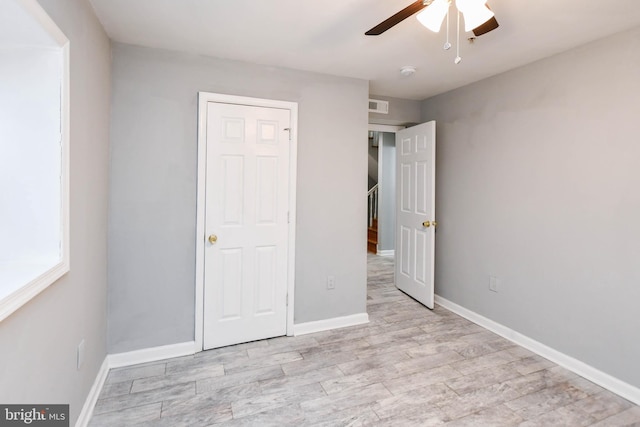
[90,255,640,426]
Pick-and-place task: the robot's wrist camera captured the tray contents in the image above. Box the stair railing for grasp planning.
[367,184,379,228]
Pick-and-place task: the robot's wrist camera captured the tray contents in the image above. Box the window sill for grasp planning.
[0,259,69,322]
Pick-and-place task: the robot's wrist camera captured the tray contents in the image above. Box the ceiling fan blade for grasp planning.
[472,15,499,36]
[365,0,427,36]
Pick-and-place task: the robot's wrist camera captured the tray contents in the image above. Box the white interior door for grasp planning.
[203,102,291,350]
[395,121,436,309]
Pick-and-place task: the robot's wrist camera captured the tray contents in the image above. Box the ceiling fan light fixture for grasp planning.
[455,0,494,32]
[416,0,450,32]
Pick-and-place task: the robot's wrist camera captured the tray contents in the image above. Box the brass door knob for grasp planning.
[208,234,218,244]
[433,221,438,228]
[422,221,430,228]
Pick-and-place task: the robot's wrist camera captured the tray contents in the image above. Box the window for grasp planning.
[0,0,69,321]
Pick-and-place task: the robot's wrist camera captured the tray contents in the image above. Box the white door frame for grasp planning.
[368,124,404,133]
[195,92,298,351]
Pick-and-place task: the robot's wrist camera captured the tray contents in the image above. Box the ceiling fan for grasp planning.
[365,0,499,37]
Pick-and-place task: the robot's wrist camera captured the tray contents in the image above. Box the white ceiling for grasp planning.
[89,0,640,100]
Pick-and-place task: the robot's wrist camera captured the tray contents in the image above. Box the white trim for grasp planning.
[376,249,395,257]
[195,92,298,349]
[435,295,640,406]
[107,341,197,369]
[194,94,207,352]
[293,313,369,336]
[76,342,196,426]
[0,262,68,322]
[286,105,298,336]
[75,358,109,427]
[60,27,71,291]
[368,124,404,132]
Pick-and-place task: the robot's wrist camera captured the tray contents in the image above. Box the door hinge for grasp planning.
[284,127,291,141]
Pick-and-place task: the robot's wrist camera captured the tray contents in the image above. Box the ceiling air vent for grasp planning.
[368,99,389,114]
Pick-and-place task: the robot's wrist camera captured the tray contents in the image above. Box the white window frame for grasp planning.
[0,0,70,322]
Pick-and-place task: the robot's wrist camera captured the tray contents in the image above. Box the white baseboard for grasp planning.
[293,313,369,336]
[376,249,395,257]
[75,357,109,427]
[435,295,640,406]
[76,341,198,426]
[107,341,197,369]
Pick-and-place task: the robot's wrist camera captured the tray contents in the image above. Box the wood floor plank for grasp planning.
[88,254,640,426]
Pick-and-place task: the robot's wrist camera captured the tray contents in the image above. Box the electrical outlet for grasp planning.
[489,276,499,293]
[327,276,336,290]
[77,339,85,370]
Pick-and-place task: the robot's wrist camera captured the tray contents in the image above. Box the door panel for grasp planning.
[416,161,429,215]
[400,226,411,276]
[256,156,278,223]
[204,102,290,350]
[221,156,244,225]
[395,121,436,309]
[415,229,428,285]
[400,163,412,212]
[220,248,243,319]
[255,245,277,315]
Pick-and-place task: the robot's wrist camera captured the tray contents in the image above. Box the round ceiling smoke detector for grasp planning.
[399,66,417,77]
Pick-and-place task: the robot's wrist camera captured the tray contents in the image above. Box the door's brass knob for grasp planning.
[208,234,218,244]
[432,221,438,228]
[422,221,430,228]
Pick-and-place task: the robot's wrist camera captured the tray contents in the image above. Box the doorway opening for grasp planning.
[366,124,403,258]
[366,122,437,311]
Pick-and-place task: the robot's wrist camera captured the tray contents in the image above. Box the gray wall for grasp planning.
[422,26,640,388]
[377,132,396,252]
[369,94,421,126]
[108,44,369,353]
[0,0,111,424]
